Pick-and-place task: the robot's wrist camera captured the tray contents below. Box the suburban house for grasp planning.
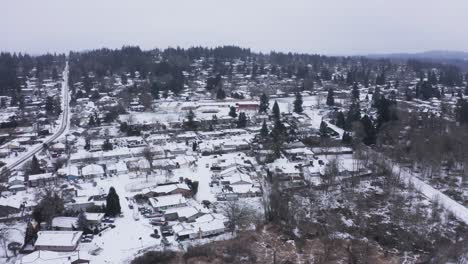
[8,175,26,191]
[164,206,204,221]
[28,173,57,187]
[16,250,90,264]
[149,193,187,211]
[142,183,191,198]
[57,166,80,181]
[172,214,226,240]
[51,217,78,231]
[34,231,83,251]
[106,161,128,175]
[81,164,104,178]
[84,212,105,225]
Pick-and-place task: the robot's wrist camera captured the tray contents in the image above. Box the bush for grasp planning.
[184,245,214,261]
[131,251,176,264]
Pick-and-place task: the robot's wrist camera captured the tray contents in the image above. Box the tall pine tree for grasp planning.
[259,93,269,113]
[293,93,303,113]
[326,88,335,106]
[105,187,121,216]
[272,101,280,120]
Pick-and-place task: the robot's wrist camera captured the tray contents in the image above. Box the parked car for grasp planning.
[150,219,168,226]
[102,217,115,223]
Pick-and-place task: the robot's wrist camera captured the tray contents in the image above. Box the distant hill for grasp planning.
[366,50,468,70]
[367,50,468,61]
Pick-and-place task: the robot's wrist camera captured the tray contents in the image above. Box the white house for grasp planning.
[16,250,90,264]
[81,164,104,178]
[172,215,226,240]
[149,194,187,211]
[51,217,78,231]
[28,173,56,187]
[34,231,82,251]
[107,161,128,175]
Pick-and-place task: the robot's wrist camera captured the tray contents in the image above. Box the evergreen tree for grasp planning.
[271,119,286,158]
[360,115,376,145]
[456,99,468,124]
[260,120,269,138]
[102,139,113,151]
[259,93,269,113]
[319,121,328,137]
[120,74,128,85]
[228,106,237,118]
[88,114,96,127]
[377,96,398,129]
[326,88,335,106]
[24,221,38,245]
[293,92,303,113]
[45,96,54,115]
[345,102,361,130]
[151,82,160,99]
[211,114,218,125]
[237,112,247,128]
[272,101,280,120]
[351,82,360,101]
[192,142,198,152]
[216,88,226,100]
[335,111,346,129]
[105,187,121,216]
[30,155,42,175]
[372,86,381,107]
[184,110,197,130]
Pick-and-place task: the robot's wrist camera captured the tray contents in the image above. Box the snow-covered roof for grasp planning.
[81,164,104,176]
[57,166,79,176]
[51,217,78,229]
[151,183,190,195]
[107,162,128,172]
[230,184,260,194]
[84,212,105,222]
[164,206,200,218]
[34,231,82,248]
[149,194,187,209]
[28,173,55,181]
[16,250,90,264]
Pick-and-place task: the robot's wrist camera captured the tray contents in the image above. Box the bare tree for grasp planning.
[222,200,254,234]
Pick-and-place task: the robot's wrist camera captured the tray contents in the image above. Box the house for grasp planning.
[51,217,78,231]
[50,142,66,153]
[229,184,262,198]
[164,206,203,221]
[57,166,80,181]
[311,146,353,156]
[16,250,90,264]
[34,231,82,251]
[236,102,259,111]
[172,215,226,240]
[28,173,56,187]
[149,194,187,211]
[84,212,104,225]
[143,183,191,198]
[107,161,128,175]
[8,175,26,191]
[152,159,177,170]
[221,173,253,186]
[81,164,104,178]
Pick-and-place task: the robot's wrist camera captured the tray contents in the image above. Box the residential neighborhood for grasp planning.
[0,43,467,264]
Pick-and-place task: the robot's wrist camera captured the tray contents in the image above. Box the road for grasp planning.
[368,148,468,225]
[3,61,70,173]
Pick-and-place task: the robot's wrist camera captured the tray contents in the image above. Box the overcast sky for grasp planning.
[2,0,468,55]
